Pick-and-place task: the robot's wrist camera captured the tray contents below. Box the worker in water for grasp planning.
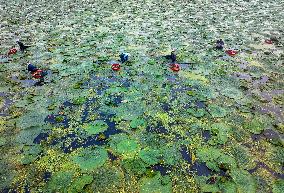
[120,53,129,63]
[215,39,224,50]
[27,63,48,85]
[16,40,30,52]
[165,49,177,63]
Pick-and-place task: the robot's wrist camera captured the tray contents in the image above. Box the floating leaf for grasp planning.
[139,173,172,193]
[197,147,237,171]
[179,71,209,84]
[67,175,93,192]
[220,87,243,100]
[123,158,148,175]
[130,118,147,129]
[109,134,140,159]
[84,120,108,135]
[209,123,231,144]
[72,97,87,105]
[139,148,161,165]
[46,171,74,193]
[230,169,256,193]
[207,104,227,118]
[72,148,108,171]
[272,180,284,193]
[0,137,7,146]
[243,116,267,134]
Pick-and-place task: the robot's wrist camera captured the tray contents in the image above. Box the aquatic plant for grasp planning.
[220,87,243,100]
[243,116,269,134]
[161,145,182,166]
[272,180,284,193]
[0,137,6,146]
[55,115,65,123]
[72,147,108,171]
[139,148,161,165]
[1,0,283,192]
[20,144,43,165]
[218,181,237,193]
[139,173,172,193]
[114,102,145,120]
[209,123,231,145]
[230,168,256,193]
[47,103,57,110]
[122,158,148,175]
[72,97,87,105]
[68,175,93,193]
[207,104,227,118]
[130,118,147,129]
[16,126,45,145]
[229,145,255,170]
[84,120,108,135]
[73,81,84,89]
[179,71,209,84]
[92,165,124,192]
[16,111,47,129]
[109,134,140,159]
[196,176,220,193]
[187,108,206,118]
[196,147,237,171]
[46,171,74,192]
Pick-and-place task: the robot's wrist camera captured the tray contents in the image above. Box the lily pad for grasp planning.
[139,148,161,165]
[230,169,256,193]
[243,116,268,134]
[220,87,243,100]
[72,148,108,171]
[68,175,93,193]
[272,180,284,193]
[209,123,231,144]
[187,108,206,118]
[139,173,172,193]
[0,137,7,146]
[109,134,140,159]
[46,171,74,192]
[72,96,87,105]
[197,147,237,171]
[22,144,42,155]
[207,104,227,118]
[84,120,108,135]
[130,118,147,129]
[123,158,148,175]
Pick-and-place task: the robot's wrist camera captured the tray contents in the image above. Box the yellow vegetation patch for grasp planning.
[249,43,274,50]
[156,112,170,126]
[179,71,209,83]
[249,60,263,68]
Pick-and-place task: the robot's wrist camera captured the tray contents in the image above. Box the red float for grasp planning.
[265,39,273,44]
[226,50,238,57]
[112,63,120,71]
[170,63,180,72]
[8,48,17,55]
[31,69,44,79]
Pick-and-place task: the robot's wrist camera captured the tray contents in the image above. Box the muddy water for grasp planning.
[0,92,13,117]
[248,161,284,179]
[255,104,284,123]
[259,90,284,102]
